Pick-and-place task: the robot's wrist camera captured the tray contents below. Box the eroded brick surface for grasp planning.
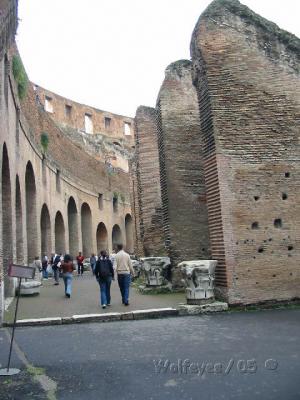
[134,106,166,256]
[191,0,300,303]
[156,61,211,285]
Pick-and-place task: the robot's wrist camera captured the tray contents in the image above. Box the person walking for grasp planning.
[52,253,61,285]
[115,244,134,306]
[59,254,74,298]
[90,253,97,275]
[41,254,48,280]
[95,251,114,309]
[76,252,84,276]
[33,256,42,284]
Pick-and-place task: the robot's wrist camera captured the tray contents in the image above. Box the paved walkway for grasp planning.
[1,309,299,399]
[5,272,185,322]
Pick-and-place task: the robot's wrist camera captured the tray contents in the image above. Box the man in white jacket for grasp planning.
[115,244,134,306]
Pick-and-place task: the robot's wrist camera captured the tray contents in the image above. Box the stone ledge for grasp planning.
[132,308,178,320]
[3,304,228,327]
[72,313,121,323]
[178,302,228,315]
[120,312,134,320]
[14,317,62,327]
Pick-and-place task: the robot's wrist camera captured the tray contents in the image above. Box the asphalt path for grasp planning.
[1,308,299,399]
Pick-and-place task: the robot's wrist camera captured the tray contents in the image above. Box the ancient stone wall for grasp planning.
[0,44,134,325]
[191,0,300,304]
[156,60,211,285]
[134,106,166,257]
[35,85,135,146]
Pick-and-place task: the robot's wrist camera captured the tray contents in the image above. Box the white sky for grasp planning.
[17,0,300,117]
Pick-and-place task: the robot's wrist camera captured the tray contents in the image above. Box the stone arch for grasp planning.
[25,161,38,263]
[112,224,122,250]
[81,202,92,257]
[68,197,78,258]
[55,211,65,254]
[125,214,134,254]
[40,204,51,258]
[96,222,108,254]
[15,175,24,264]
[2,143,13,296]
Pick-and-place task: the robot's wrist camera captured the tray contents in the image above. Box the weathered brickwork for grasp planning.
[128,155,143,257]
[35,85,135,146]
[191,0,300,304]
[156,61,211,285]
[134,106,166,256]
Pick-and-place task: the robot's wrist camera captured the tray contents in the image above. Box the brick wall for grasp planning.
[191,0,300,303]
[156,60,211,285]
[134,106,166,257]
[35,85,135,146]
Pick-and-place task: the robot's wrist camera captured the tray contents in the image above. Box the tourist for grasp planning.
[60,254,74,298]
[33,256,42,283]
[41,254,48,280]
[110,248,117,270]
[52,253,61,285]
[76,251,84,276]
[115,244,134,306]
[95,251,114,309]
[90,253,97,275]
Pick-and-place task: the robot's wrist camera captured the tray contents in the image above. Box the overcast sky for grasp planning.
[17,0,300,117]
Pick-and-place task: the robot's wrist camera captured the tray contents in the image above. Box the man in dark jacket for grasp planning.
[95,251,114,309]
[52,253,61,285]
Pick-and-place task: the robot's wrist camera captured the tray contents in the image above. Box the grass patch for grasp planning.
[26,365,45,376]
[12,55,28,100]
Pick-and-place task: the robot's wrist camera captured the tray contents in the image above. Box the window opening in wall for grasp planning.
[98,193,103,209]
[251,222,259,229]
[85,113,93,134]
[45,96,53,113]
[282,193,288,200]
[56,170,61,192]
[113,195,118,212]
[274,218,282,228]
[124,122,131,135]
[285,172,290,178]
[105,117,111,129]
[65,104,72,118]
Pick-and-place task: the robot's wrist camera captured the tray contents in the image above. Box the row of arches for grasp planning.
[40,203,133,256]
[1,143,134,296]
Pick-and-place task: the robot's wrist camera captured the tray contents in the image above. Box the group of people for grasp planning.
[37,244,134,307]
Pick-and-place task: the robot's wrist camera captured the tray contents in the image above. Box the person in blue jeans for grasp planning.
[115,244,134,306]
[60,254,74,298]
[95,251,114,309]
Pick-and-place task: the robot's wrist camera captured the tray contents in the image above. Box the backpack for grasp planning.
[98,259,111,279]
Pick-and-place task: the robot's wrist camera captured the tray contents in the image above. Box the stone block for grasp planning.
[178,302,228,315]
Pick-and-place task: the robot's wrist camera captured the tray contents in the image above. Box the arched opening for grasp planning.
[81,203,92,257]
[2,144,13,296]
[68,197,78,258]
[15,175,24,264]
[112,224,122,251]
[125,214,134,254]
[55,211,65,254]
[41,204,51,258]
[25,161,37,263]
[96,222,108,254]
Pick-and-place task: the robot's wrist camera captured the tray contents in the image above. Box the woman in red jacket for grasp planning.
[60,254,74,298]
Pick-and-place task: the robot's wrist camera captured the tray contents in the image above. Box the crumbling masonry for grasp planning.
[134,0,300,304]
